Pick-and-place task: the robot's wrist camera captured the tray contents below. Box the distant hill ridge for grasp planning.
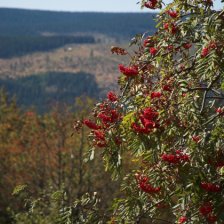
[0,8,156,38]
[0,8,157,111]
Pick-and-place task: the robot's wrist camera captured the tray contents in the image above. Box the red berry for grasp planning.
[107,91,118,102]
[94,130,105,141]
[199,202,213,216]
[207,214,217,223]
[178,216,187,223]
[164,23,169,30]
[200,182,221,192]
[183,43,192,49]
[167,45,174,51]
[136,174,161,194]
[119,64,138,77]
[216,107,223,114]
[151,92,162,99]
[163,85,172,92]
[171,24,178,34]
[161,151,190,164]
[83,119,101,130]
[144,0,158,9]
[150,47,158,56]
[167,10,179,18]
[201,47,209,57]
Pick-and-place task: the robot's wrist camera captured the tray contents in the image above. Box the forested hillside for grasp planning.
[0,9,156,58]
[0,72,100,113]
[0,8,156,111]
[0,8,156,38]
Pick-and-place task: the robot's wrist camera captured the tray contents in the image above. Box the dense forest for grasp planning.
[0,72,100,113]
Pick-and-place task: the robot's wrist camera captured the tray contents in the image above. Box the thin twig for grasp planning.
[202,111,224,126]
[200,90,208,114]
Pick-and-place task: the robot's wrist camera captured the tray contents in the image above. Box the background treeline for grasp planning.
[0,8,156,38]
[0,91,123,224]
[0,72,100,113]
[0,35,95,58]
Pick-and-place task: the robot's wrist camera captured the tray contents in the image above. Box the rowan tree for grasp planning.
[82,0,224,223]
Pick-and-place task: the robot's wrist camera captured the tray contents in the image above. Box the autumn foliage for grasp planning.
[0,94,121,223]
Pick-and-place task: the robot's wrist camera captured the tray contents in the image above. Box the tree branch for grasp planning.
[202,111,224,126]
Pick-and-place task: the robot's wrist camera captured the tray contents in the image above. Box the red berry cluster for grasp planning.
[163,22,178,35]
[199,202,217,223]
[150,47,158,56]
[82,120,106,147]
[216,107,224,115]
[200,182,221,192]
[132,107,159,134]
[151,91,162,99]
[162,84,172,92]
[107,91,118,102]
[119,64,139,77]
[201,41,218,58]
[144,0,158,9]
[143,36,159,56]
[93,130,106,148]
[167,10,179,18]
[83,96,122,148]
[161,150,190,164]
[207,214,217,223]
[135,174,161,194]
[97,104,120,127]
[83,119,101,130]
[199,202,213,216]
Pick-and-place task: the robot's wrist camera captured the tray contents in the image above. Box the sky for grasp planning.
[0,0,222,12]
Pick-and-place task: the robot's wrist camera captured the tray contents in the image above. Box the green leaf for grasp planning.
[12,185,27,196]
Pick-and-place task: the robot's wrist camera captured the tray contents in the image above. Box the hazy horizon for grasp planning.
[0,0,222,12]
[0,7,156,13]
